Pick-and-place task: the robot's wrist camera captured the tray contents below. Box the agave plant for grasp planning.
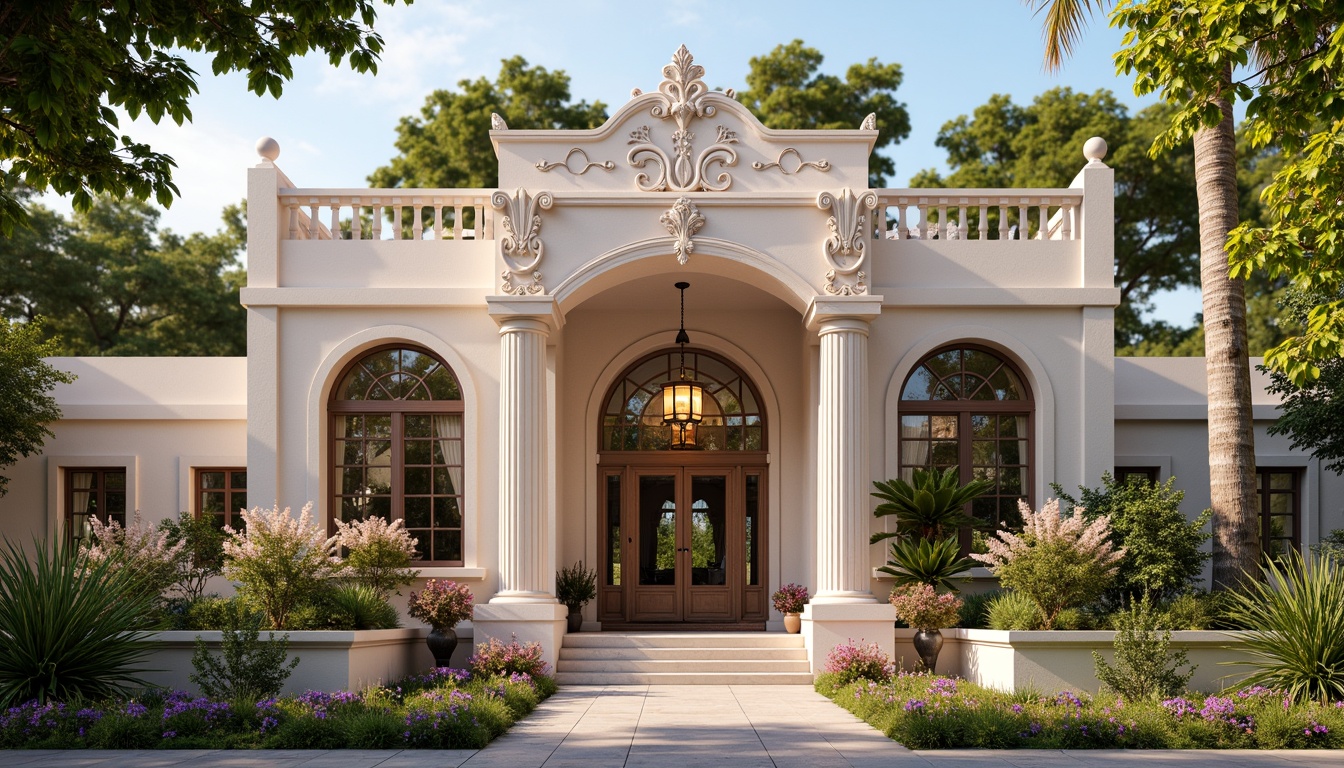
[871,467,991,545]
[877,536,978,592]
[1223,549,1344,704]
[0,536,159,706]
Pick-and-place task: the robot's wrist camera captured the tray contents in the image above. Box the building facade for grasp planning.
[2,48,1339,672]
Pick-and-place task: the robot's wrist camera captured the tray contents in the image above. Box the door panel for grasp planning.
[631,472,679,621]
[684,472,732,621]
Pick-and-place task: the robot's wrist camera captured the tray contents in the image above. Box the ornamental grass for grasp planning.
[0,666,556,751]
[817,670,1344,750]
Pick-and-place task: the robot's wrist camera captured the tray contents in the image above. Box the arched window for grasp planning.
[330,346,464,565]
[899,345,1033,532]
[601,349,765,452]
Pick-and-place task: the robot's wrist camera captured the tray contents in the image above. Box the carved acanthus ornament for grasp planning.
[491,113,508,131]
[753,147,831,175]
[660,197,704,266]
[817,188,878,296]
[626,45,739,192]
[535,148,615,175]
[491,188,554,295]
[860,113,877,131]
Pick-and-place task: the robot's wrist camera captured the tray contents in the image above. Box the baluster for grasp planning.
[452,203,464,240]
[287,204,298,240]
[372,200,383,240]
[937,201,948,239]
[1038,200,1048,240]
[351,199,362,240]
[958,199,968,239]
[434,202,444,240]
[917,200,928,239]
[483,202,495,239]
[978,199,988,240]
[330,199,340,241]
[306,200,318,239]
[899,203,910,240]
[392,199,403,240]
[997,202,1008,240]
[1017,202,1029,240]
[412,199,424,240]
[474,204,484,239]
[1062,203,1073,240]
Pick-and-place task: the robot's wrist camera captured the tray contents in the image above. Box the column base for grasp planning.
[801,602,896,679]
[471,603,568,672]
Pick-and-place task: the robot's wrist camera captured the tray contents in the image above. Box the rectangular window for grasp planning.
[1115,466,1160,485]
[66,468,126,543]
[1256,468,1302,558]
[195,468,248,530]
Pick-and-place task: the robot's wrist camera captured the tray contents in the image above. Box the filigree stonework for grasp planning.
[817,188,878,295]
[536,148,615,175]
[660,197,705,266]
[491,113,509,131]
[753,147,832,175]
[491,188,554,295]
[626,46,738,192]
[860,113,877,131]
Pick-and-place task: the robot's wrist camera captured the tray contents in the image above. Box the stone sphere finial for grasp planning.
[255,136,280,162]
[1083,136,1108,165]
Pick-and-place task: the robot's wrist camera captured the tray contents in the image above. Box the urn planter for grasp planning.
[566,607,583,633]
[912,628,943,671]
[783,612,802,634]
[426,627,459,667]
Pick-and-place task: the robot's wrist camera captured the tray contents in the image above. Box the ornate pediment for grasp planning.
[626,46,739,192]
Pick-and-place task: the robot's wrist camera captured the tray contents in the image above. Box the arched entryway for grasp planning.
[596,348,768,628]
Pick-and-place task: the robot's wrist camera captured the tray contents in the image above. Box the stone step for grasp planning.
[554,671,815,685]
[562,632,803,649]
[560,646,807,661]
[557,658,811,673]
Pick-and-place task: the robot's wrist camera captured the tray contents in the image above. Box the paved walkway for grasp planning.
[2,685,1340,767]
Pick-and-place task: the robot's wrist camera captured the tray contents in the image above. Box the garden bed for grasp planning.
[134,628,471,696]
[894,628,1255,694]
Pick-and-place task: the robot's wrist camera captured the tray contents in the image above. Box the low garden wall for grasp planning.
[895,628,1255,694]
[133,627,474,695]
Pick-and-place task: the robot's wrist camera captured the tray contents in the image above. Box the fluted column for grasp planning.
[809,298,882,603]
[491,304,556,602]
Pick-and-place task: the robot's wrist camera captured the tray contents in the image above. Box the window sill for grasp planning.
[414,567,487,580]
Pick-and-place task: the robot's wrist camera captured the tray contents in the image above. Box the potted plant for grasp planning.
[889,582,963,671]
[556,561,597,633]
[407,579,473,667]
[771,583,809,633]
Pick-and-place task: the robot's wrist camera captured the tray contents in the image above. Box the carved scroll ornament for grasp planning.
[753,147,831,175]
[660,197,704,266]
[535,148,615,175]
[491,188,554,295]
[626,46,739,192]
[817,188,878,296]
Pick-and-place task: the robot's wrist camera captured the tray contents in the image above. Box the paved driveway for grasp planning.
[1,685,1338,767]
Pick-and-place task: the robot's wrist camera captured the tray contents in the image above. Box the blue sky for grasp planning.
[41,0,1203,325]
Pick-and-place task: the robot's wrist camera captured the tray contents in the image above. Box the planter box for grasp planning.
[132,628,473,695]
[895,628,1256,695]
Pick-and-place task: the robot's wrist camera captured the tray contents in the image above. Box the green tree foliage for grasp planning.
[0,0,411,236]
[1263,287,1344,473]
[1054,473,1212,605]
[737,40,910,186]
[369,57,609,190]
[0,197,246,355]
[1093,595,1196,700]
[0,318,74,496]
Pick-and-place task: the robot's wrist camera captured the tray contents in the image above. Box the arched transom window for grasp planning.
[330,346,464,565]
[602,349,765,452]
[899,345,1033,532]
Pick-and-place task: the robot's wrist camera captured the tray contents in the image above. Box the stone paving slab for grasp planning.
[1,686,1339,767]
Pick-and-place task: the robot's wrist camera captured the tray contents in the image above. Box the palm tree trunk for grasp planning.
[1194,71,1259,589]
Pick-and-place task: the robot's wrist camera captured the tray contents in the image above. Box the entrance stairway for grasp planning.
[554,632,812,685]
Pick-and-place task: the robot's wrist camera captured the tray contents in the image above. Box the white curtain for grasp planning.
[433,415,464,495]
[70,471,93,540]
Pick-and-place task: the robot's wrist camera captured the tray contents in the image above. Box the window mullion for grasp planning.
[393,411,405,524]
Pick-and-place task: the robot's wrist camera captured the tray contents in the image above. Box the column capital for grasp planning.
[487,295,564,332]
[804,295,883,334]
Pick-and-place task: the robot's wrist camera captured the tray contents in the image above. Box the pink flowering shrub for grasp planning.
[84,512,186,599]
[889,583,963,630]
[824,640,894,685]
[222,503,340,629]
[407,579,473,631]
[468,635,551,679]
[771,582,809,614]
[333,515,420,598]
[971,498,1124,629]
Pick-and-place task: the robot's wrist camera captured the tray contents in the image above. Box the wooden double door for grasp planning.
[597,458,766,626]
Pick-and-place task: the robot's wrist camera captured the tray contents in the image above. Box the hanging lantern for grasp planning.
[661,281,704,449]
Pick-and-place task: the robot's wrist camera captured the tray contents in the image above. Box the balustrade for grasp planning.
[277,190,496,241]
[873,190,1082,242]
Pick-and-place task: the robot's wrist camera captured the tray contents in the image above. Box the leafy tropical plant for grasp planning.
[321,584,400,630]
[1223,549,1344,704]
[190,602,299,704]
[871,468,991,544]
[555,561,597,610]
[222,503,340,629]
[985,591,1043,631]
[972,498,1125,628]
[1094,595,1196,700]
[878,536,977,592]
[0,536,158,706]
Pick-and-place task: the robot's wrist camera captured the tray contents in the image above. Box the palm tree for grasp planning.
[1026,0,1259,588]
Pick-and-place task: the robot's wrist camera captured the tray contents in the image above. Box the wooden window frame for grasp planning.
[65,467,127,543]
[1114,466,1161,484]
[193,467,247,530]
[1256,467,1302,557]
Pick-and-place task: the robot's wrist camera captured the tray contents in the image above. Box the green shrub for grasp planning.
[1156,592,1211,630]
[222,503,340,629]
[339,709,403,748]
[468,636,551,678]
[0,537,159,706]
[183,595,246,630]
[159,511,226,601]
[267,712,345,748]
[1053,607,1092,630]
[1224,549,1344,704]
[1093,596,1195,700]
[332,515,419,598]
[822,641,893,685]
[306,583,401,630]
[1055,473,1212,605]
[190,604,300,704]
[82,707,160,749]
[957,590,1000,629]
[556,560,598,610]
[986,591,1043,630]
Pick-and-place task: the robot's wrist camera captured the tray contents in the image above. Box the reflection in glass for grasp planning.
[638,476,677,585]
[745,474,760,586]
[690,476,726,585]
[606,475,621,586]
